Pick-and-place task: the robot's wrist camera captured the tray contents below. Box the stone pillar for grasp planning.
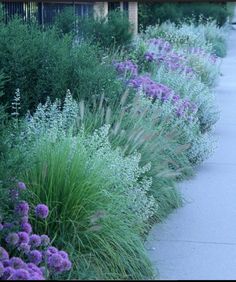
[93,2,108,19]
[128,2,138,35]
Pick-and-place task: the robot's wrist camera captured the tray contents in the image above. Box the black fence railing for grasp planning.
[1,2,94,25]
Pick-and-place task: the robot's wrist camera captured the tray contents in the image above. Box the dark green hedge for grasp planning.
[139,2,231,29]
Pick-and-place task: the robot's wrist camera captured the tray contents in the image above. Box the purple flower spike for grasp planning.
[0,223,3,231]
[35,204,49,219]
[5,232,19,246]
[17,181,27,190]
[15,201,29,216]
[28,250,42,265]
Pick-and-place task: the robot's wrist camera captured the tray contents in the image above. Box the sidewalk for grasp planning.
[145,29,236,280]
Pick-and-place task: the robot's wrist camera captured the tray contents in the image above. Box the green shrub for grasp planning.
[54,7,76,36]
[139,2,231,29]
[78,10,133,49]
[0,18,123,114]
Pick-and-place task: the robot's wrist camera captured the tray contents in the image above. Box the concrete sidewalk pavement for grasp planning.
[145,29,236,280]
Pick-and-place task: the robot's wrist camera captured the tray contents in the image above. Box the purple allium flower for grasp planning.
[12,268,30,280]
[2,266,15,280]
[27,263,41,273]
[17,181,27,190]
[18,232,29,244]
[3,260,10,267]
[27,263,43,275]
[5,232,19,246]
[40,235,50,246]
[114,60,138,78]
[9,257,25,269]
[29,235,41,248]
[30,272,45,280]
[20,216,29,224]
[0,262,4,277]
[61,259,72,271]
[15,201,29,216]
[39,266,46,276]
[144,51,155,62]
[47,246,58,254]
[21,223,32,234]
[28,250,42,265]
[18,243,31,255]
[48,253,63,268]
[35,204,49,219]
[58,251,68,260]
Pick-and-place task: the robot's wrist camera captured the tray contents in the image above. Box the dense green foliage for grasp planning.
[77,10,133,49]
[0,19,122,115]
[139,2,232,28]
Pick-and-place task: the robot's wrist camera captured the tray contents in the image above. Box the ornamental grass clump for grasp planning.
[0,181,72,280]
[6,98,156,279]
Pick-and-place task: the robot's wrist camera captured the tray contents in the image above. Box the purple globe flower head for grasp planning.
[9,257,25,269]
[18,231,29,244]
[30,273,45,280]
[47,246,58,254]
[5,232,19,246]
[29,235,41,248]
[3,260,10,267]
[144,51,155,62]
[28,250,42,265]
[18,243,31,255]
[61,259,72,272]
[21,223,32,234]
[17,181,27,190]
[12,268,30,280]
[48,253,63,268]
[15,201,29,216]
[20,216,29,224]
[0,262,4,277]
[58,251,68,260]
[35,204,49,219]
[27,262,42,274]
[27,263,43,275]
[40,235,50,246]
[115,60,138,78]
[2,266,15,280]
[39,266,46,276]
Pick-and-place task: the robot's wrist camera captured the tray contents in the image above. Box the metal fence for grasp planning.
[1,1,93,25]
